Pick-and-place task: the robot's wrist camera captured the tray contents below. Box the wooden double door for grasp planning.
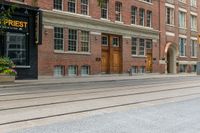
[101,34,122,74]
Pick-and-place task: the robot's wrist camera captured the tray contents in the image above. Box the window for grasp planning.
[81,65,90,76]
[139,39,145,56]
[54,65,64,77]
[68,65,77,76]
[54,27,64,51]
[179,11,186,28]
[191,65,197,72]
[190,0,197,7]
[131,38,137,55]
[101,0,108,19]
[166,7,174,25]
[146,39,152,49]
[112,37,119,47]
[179,0,186,3]
[68,29,77,51]
[146,10,152,27]
[68,0,76,13]
[179,64,187,73]
[102,35,108,46]
[191,40,197,57]
[179,38,186,56]
[139,8,145,26]
[139,66,145,73]
[131,6,137,24]
[6,33,27,66]
[81,0,89,15]
[115,2,122,21]
[143,0,152,3]
[191,15,197,31]
[131,66,138,73]
[81,31,90,52]
[54,0,62,10]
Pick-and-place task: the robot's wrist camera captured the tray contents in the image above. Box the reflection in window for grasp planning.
[6,33,27,66]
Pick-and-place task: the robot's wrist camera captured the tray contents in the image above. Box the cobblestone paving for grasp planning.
[10,97,200,133]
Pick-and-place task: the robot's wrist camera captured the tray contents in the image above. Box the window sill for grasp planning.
[52,10,91,18]
[179,56,187,58]
[132,55,146,58]
[138,0,153,5]
[16,66,31,68]
[166,24,175,27]
[54,50,91,55]
[115,21,124,24]
[179,27,187,30]
[190,56,197,59]
[100,18,111,22]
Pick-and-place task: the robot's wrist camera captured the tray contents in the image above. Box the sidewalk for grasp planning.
[0,73,197,88]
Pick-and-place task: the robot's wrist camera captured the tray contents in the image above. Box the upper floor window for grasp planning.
[143,0,152,3]
[81,0,89,15]
[179,0,186,3]
[191,15,197,31]
[179,37,186,56]
[146,10,152,27]
[101,0,108,19]
[139,8,145,26]
[191,40,197,57]
[139,39,145,56]
[115,2,122,21]
[131,38,137,55]
[68,0,76,13]
[81,31,90,52]
[54,0,62,10]
[179,11,186,28]
[190,0,197,7]
[131,6,137,24]
[166,7,174,25]
[68,29,77,51]
[54,27,64,50]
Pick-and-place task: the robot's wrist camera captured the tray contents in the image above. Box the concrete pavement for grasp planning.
[9,97,200,133]
[0,73,197,88]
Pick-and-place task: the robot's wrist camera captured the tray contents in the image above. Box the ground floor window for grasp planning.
[131,66,138,73]
[179,64,187,73]
[68,65,78,76]
[54,65,64,77]
[139,66,145,73]
[6,32,28,66]
[191,65,196,73]
[81,65,90,76]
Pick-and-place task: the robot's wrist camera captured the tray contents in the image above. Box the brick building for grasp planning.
[37,0,160,77]
[0,0,42,79]
[159,0,200,74]
[3,0,200,78]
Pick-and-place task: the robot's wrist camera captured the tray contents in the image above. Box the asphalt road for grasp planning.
[0,76,200,133]
[10,97,200,133]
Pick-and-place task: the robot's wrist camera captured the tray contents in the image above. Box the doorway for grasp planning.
[166,46,176,74]
[101,34,122,74]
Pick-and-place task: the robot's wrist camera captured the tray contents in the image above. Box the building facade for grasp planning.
[2,0,200,78]
[159,0,200,74]
[0,0,42,79]
[37,0,160,77]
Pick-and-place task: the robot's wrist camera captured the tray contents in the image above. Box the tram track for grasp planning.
[0,92,200,126]
[0,77,198,97]
[0,83,200,111]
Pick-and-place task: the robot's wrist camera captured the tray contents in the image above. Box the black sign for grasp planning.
[0,16,29,32]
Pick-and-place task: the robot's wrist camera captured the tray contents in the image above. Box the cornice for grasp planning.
[42,10,159,39]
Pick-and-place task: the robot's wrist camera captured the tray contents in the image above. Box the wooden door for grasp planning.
[146,53,152,72]
[112,51,120,73]
[101,50,109,73]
